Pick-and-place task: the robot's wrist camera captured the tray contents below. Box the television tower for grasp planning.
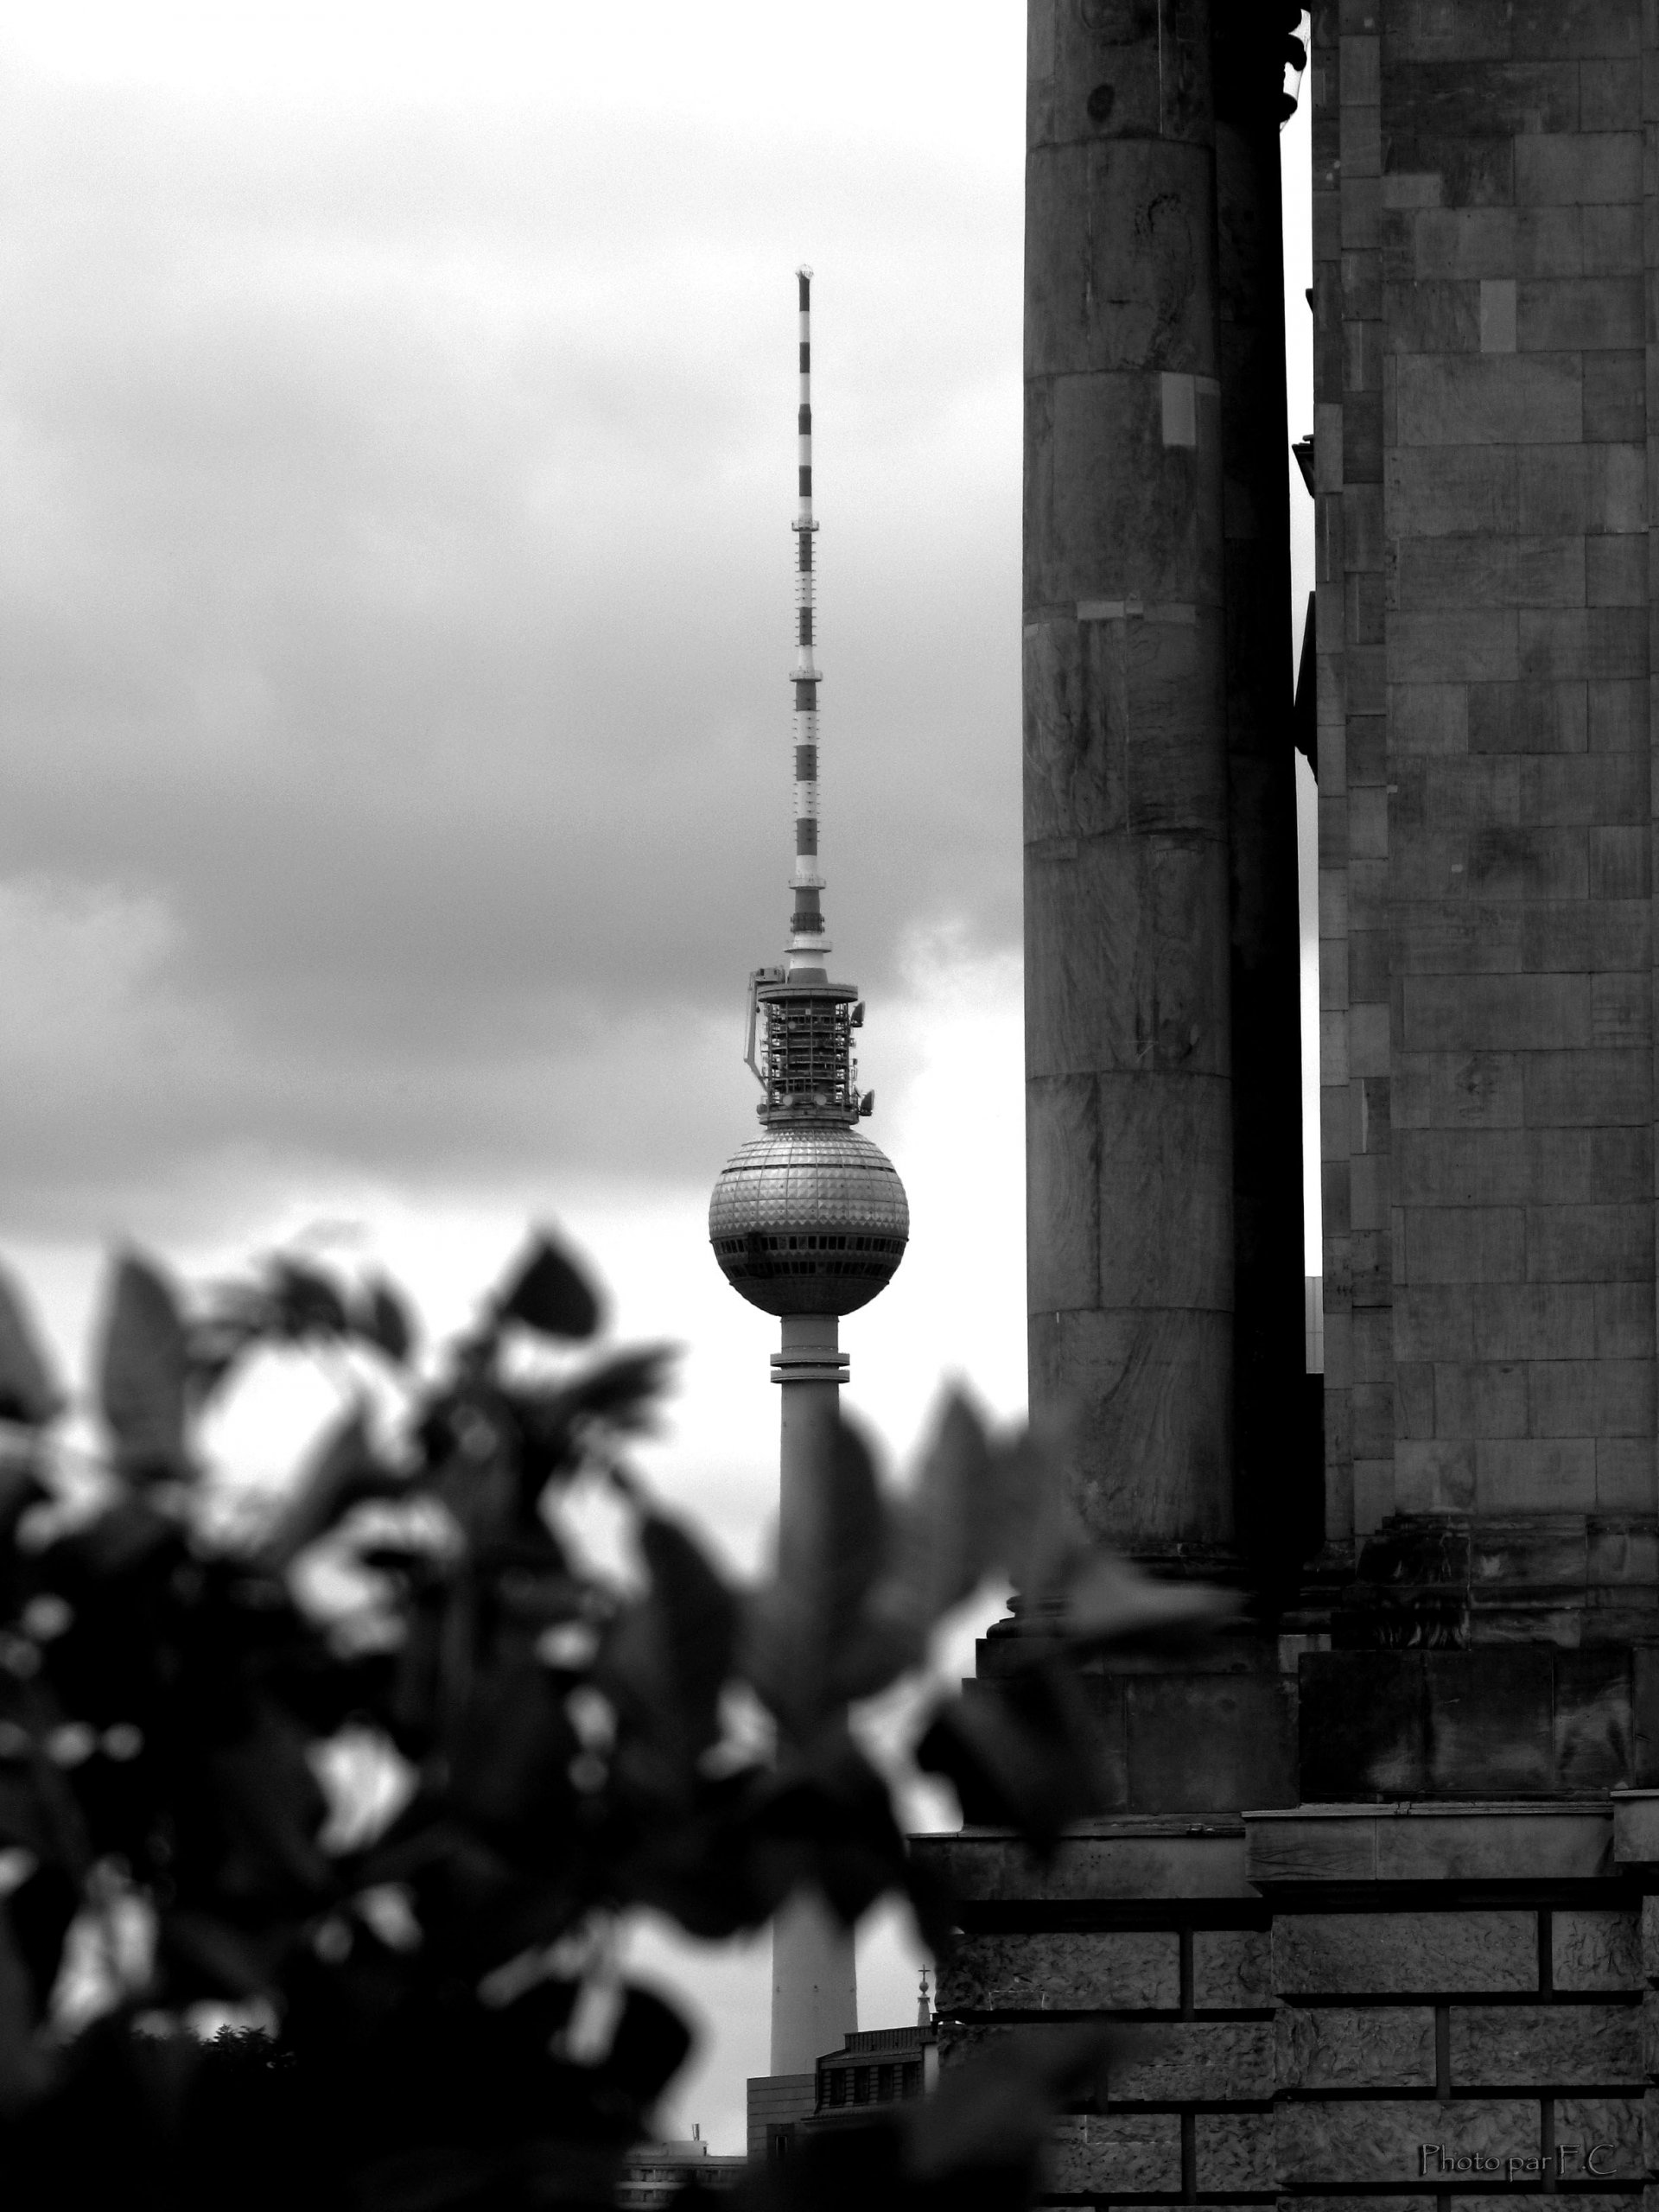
[709,268,908,2078]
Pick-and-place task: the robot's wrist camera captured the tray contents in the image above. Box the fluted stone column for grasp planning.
[1024,0,1234,1557]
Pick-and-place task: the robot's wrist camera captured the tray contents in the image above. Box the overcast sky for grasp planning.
[0,1,1312,2147]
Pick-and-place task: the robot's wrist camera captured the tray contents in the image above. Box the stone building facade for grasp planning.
[1314,0,1656,1592]
[916,0,1659,2202]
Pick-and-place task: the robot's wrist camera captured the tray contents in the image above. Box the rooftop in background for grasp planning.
[747,2018,938,2160]
[617,2135,745,2209]
[807,2020,938,2129]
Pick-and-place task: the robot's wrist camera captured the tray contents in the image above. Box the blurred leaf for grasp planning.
[185,1284,272,1408]
[613,1766,780,1937]
[496,1234,602,1343]
[1058,1550,1236,1649]
[834,1392,999,1701]
[213,1707,334,1899]
[594,1984,692,2110]
[0,1223,1131,2204]
[904,2021,1121,2190]
[355,1280,415,1365]
[265,1408,401,1570]
[269,1261,350,1340]
[96,1251,190,1480]
[750,1734,911,1928]
[0,1901,54,2116]
[60,1491,177,1581]
[159,1910,276,2000]
[0,1465,45,1550]
[601,1518,735,1785]
[745,1417,890,1738]
[556,1346,677,1433]
[641,1518,736,1761]
[992,1426,1078,1616]
[0,1268,61,1429]
[448,1659,578,1842]
[5,1866,76,2028]
[737,2115,906,2212]
[991,1420,1234,1651]
[915,1664,1115,1854]
[893,1390,999,1622]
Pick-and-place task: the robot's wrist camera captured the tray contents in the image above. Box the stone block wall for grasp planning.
[921,1808,1657,2207]
[1313,0,1659,1552]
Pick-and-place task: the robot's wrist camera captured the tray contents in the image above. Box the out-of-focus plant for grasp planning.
[0,1231,1224,2211]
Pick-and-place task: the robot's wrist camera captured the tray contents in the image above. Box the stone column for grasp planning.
[1213,10,1313,1574]
[1024,0,1234,1556]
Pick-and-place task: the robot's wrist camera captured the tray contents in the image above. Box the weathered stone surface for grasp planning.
[1025,833,1230,1081]
[1450,2005,1641,2087]
[1027,1306,1235,1554]
[938,2018,1271,2105]
[1447,2203,1629,2212]
[913,1828,1253,1904]
[1395,353,1582,448]
[1122,1673,1296,1815]
[1192,1928,1270,2009]
[1641,1897,1659,1986]
[1046,2113,1178,2194]
[1106,2022,1273,2104]
[1554,2096,1641,2181]
[1025,141,1218,378]
[1197,2113,1274,2193]
[1277,2005,1435,2088]
[1278,2101,1537,2187]
[936,1932,1177,2015]
[1274,1911,1537,1994]
[1555,1910,1641,1991]
[1026,378,1224,609]
[933,2023,995,2072]
[1024,1077,1099,1312]
[1287,2203,1414,2212]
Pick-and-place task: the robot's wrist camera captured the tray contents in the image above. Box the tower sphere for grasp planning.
[709,1123,908,1317]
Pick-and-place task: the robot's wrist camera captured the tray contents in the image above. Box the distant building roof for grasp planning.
[806,2021,938,2131]
[747,2012,940,2160]
[617,2137,745,2209]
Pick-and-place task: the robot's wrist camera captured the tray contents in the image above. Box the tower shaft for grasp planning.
[769,1892,856,2079]
[769,1313,856,2075]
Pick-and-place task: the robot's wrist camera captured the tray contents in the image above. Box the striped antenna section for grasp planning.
[787,264,827,978]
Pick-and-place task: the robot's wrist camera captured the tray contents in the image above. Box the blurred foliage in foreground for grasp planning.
[0,1231,1222,2209]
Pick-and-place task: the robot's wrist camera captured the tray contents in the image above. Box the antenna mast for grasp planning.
[788,264,826,980]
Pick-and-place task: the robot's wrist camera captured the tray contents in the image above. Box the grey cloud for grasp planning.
[0,72,1020,1227]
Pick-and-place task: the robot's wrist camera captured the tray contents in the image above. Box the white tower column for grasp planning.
[768,1312,857,2075]
[769,1888,856,2078]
